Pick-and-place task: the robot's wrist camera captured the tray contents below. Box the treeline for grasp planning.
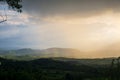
[0,57,119,80]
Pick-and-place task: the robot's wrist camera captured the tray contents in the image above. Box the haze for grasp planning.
[0,0,120,58]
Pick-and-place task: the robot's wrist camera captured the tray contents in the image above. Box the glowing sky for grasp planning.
[0,0,120,58]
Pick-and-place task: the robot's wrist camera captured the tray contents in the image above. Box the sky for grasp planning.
[0,0,120,58]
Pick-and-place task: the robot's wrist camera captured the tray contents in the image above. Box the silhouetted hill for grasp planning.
[0,56,113,80]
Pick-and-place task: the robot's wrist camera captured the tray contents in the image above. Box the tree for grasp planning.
[0,0,22,12]
[0,0,22,23]
[65,73,73,80]
[109,57,120,80]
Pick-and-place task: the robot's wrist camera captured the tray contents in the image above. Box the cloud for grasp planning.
[0,22,71,49]
[1,0,120,58]
[23,0,120,18]
[1,7,120,52]
[0,24,20,39]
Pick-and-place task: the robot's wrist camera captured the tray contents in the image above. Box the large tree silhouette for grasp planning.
[0,0,22,12]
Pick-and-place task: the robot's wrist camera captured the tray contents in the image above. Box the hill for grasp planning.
[0,57,111,80]
[0,48,115,67]
[0,48,83,59]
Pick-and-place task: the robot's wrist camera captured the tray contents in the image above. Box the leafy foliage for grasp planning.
[0,0,22,12]
[0,57,114,80]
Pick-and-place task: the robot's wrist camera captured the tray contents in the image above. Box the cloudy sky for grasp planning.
[0,0,120,58]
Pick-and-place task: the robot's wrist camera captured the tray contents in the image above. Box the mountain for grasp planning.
[14,48,35,55]
[0,47,117,65]
[0,47,115,67]
[41,48,83,58]
[0,48,83,58]
[0,48,39,55]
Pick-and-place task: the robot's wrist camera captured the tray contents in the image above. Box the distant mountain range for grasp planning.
[0,48,118,61]
[0,48,83,58]
[0,48,116,66]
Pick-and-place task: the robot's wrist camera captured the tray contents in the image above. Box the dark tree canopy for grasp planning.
[0,0,22,12]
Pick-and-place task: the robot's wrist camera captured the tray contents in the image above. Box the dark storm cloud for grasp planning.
[23,0,120,17]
